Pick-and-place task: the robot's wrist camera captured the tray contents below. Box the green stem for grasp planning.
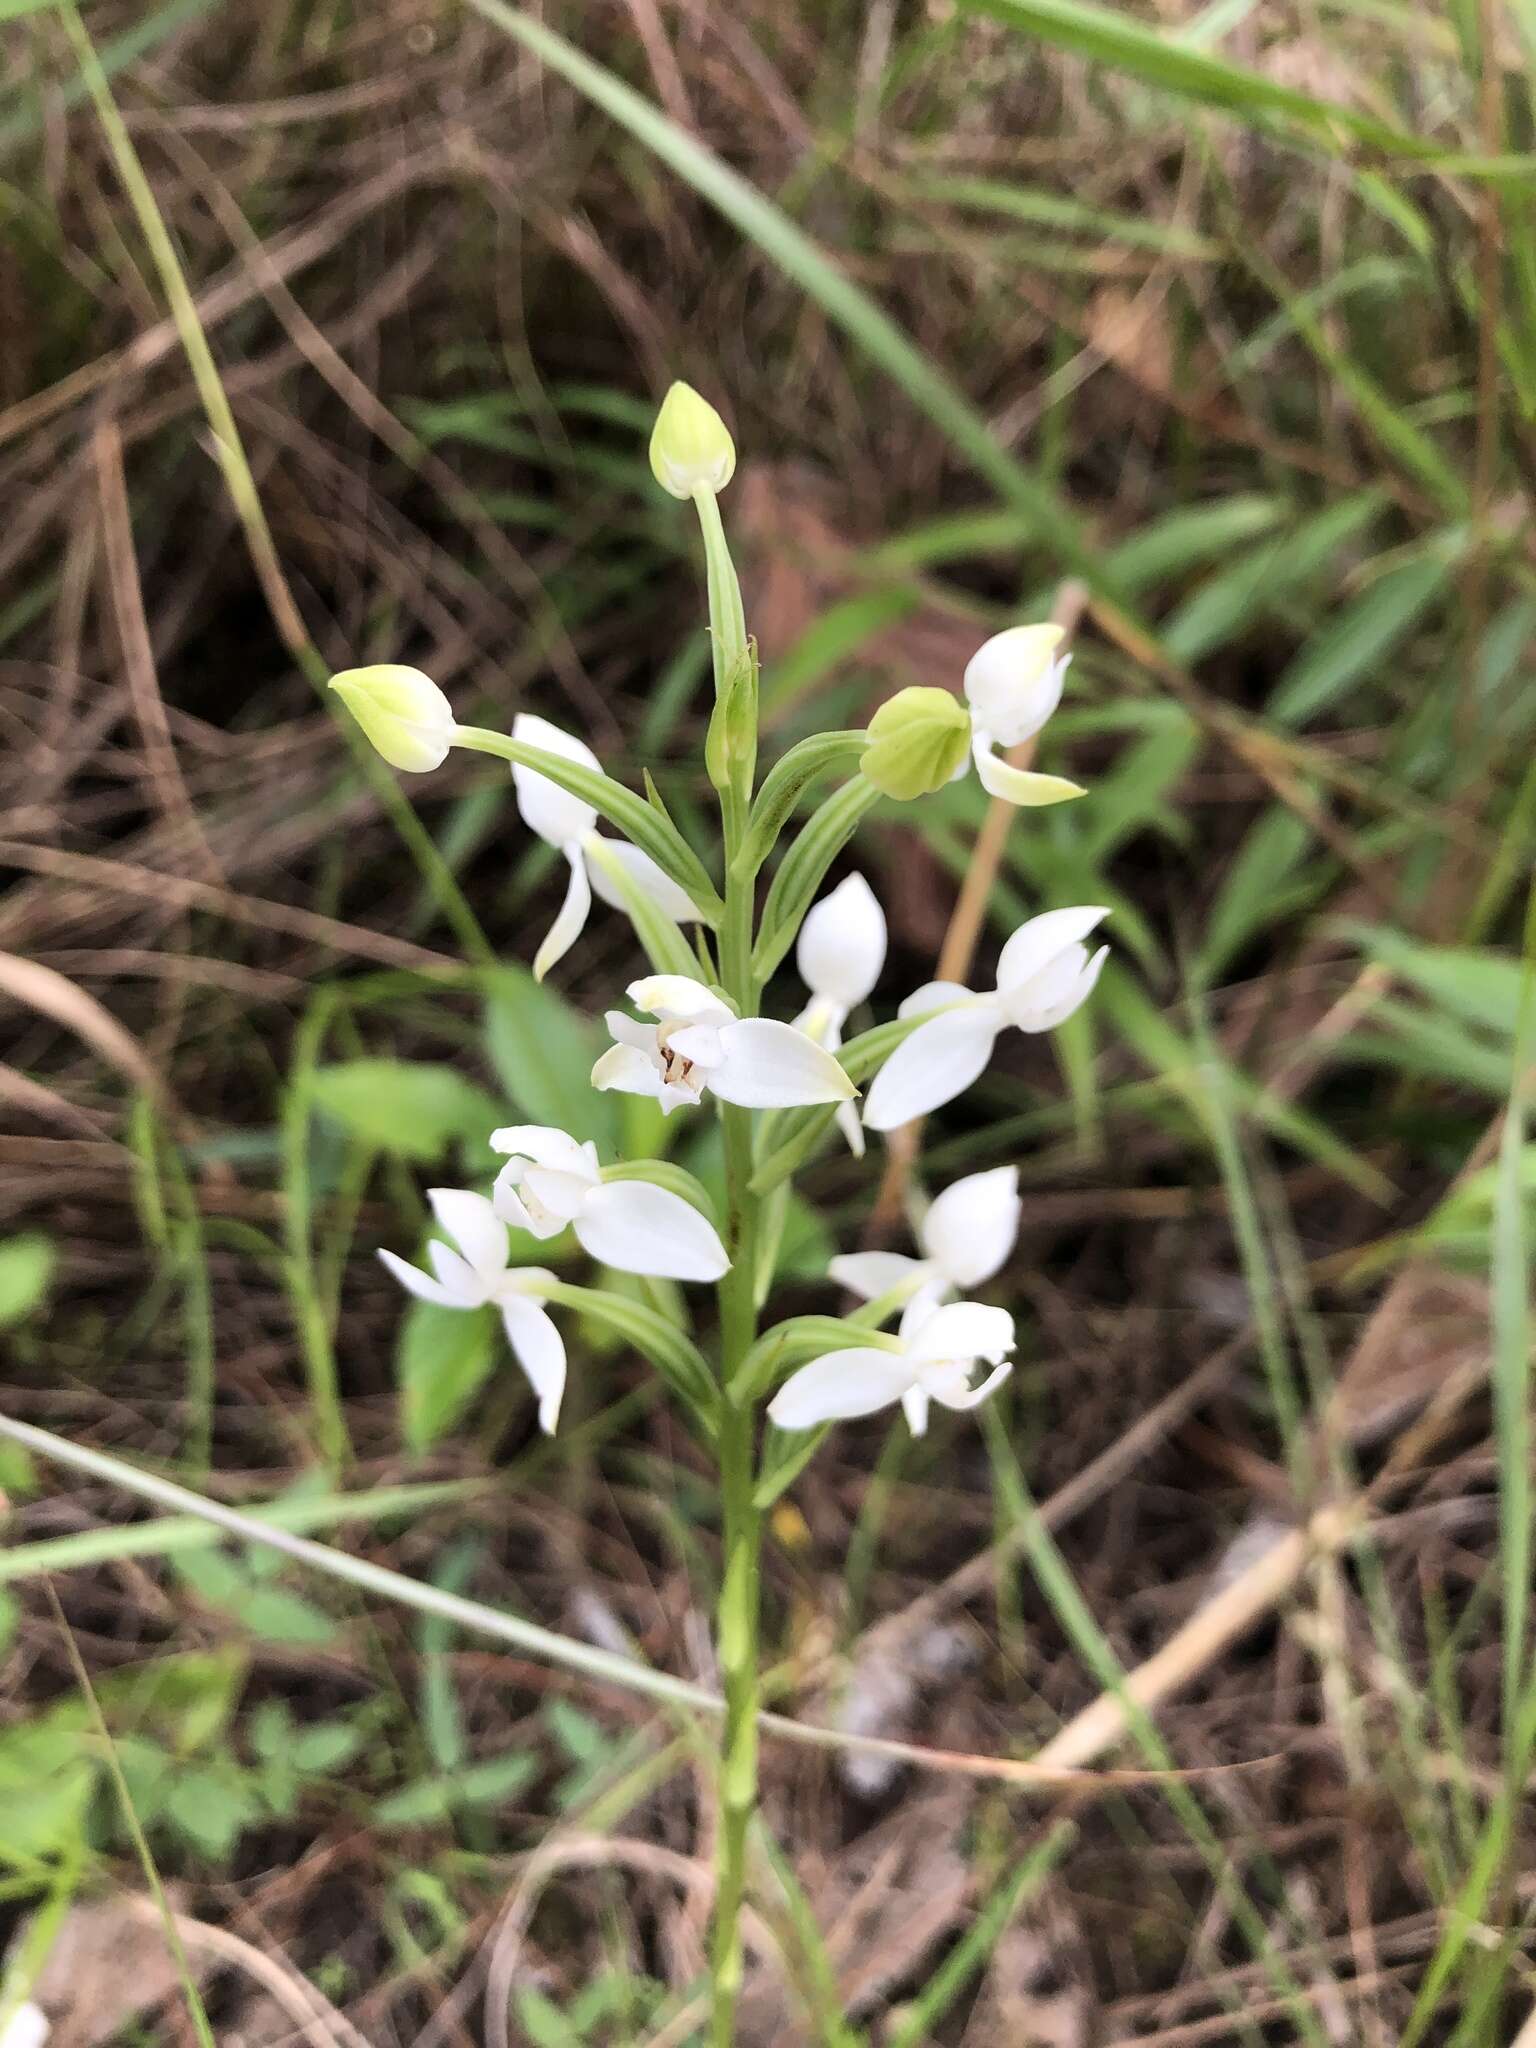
[710,784,763,2043]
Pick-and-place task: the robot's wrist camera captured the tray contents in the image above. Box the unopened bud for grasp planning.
[859,686,970,800]
[329,664,455,772]
[649,382,736,500]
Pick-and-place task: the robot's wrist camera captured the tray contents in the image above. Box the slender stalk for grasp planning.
[710,819,763,2043]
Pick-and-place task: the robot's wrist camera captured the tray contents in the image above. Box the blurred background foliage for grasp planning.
[1,0,1534,2041]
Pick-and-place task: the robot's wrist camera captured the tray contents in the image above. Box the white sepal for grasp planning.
[973,742,1085,808]
[586,835,701,922]
[796,873,887,1017]
[1004,942,1109,1032]
[628,974,733,1023]
[532,844,593,982]
[500,1293,566,1433]
[963,624,1068,748]
[574,1178,729,1282]
[427,1188,508,1290]
[709,1018,857,1109]
[861,1005,1002,1130]
[996,905,1109,995]
[511,713,599,847]
[766,1348,915,1430]
[827,1251,929,1302]
[919,1165,1020,1292]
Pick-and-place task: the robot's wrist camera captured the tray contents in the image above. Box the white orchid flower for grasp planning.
[592,974,857,1117]
[962,624,1084,808]
[489,1123,728,1282]
[0,2006,48,2048]
[792,873,887,1158]
[863,906,1110,1132]
[767,1295,1015,1439]
[829,1164,1020,1309]
[378,1189,566,1433]
[511,713,702,982]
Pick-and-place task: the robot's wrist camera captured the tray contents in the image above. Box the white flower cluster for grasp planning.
[378,696,1105,1441]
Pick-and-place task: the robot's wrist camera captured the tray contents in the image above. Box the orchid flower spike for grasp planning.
[793,873,887,1157]
[511,713,702,981]
[378,1190,566,1433]
[592,974,857,1116]
[863,906,1110,1131]
[962,625,1084,808]
[829,1164,1020,1309]
[490,1124,728,1282]
[768,1295,1015,1439]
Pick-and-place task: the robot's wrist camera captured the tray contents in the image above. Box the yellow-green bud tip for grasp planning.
[329,664,454,773]
[649,381,736,500]
[860,686,971,801]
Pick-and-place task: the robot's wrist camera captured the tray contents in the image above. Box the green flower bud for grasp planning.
[328,664,455,771]
[649,381,736,500]
[859,686,971,801]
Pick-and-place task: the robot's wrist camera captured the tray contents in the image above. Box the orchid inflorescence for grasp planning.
[330,380,1110,2040]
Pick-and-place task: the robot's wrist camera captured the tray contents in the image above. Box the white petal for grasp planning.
[575,1180,729,1282]
[532,845,593,983]
[427,1188,507,1285]
[592,1040,665,1099]
[931,1360,1013,1412]
[905,1299,1016,1369]
[835,1098,866,1158]
[709,1019,857,1109]
[665,1020,726,1070]
[511,713,599,847]
[827,1251,928,1302]
[920,1166,1021,1290]
[973,741,1085,809]
[900,1385,931,1437]
[796,873,887,1013]
[586,835,701,922]
[1008,942,1108,1032]
[963,626,1067,746]
[898,980,973,1021]
[490,1167,545,1238]
[500,1295,567,1433]
[378,1245,464,1309]
[995,906,1110,997]
[489,1126,597,1177]
[428,1239,490,1304]
[766,1348,916,1431]
[861,1007,1003,1130]
[521,1164,594,1227]
[628,974,733,1024]
[604,1010,661,1053]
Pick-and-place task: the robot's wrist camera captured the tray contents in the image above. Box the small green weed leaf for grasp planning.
[238,1586,336,1645]
[398,1298,499,1451]
[310,1061,502,1164]
[0,1234,55,1328]
[484,966,615,1147]
[166,1766,261,1859]
[290,1721,364,1775]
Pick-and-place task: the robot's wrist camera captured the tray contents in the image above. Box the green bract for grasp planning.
[859,685,971,799]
